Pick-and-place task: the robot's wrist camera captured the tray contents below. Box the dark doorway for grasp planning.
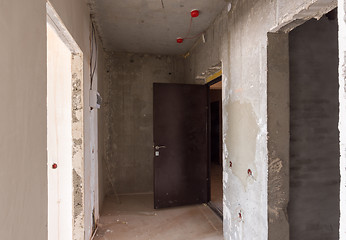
[153,83,209,209]
[211,102,221,165]
[288,9,339,239]
[207,77,223,216]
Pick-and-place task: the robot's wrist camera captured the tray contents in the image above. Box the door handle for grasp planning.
[155,145,166,150]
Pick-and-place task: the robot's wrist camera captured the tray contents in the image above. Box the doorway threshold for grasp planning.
[207,202,223,220]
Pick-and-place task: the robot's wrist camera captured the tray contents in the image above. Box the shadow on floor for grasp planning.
[210,162,223,213]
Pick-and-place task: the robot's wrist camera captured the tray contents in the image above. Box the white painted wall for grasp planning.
[0,0,103,239]
[47,23,73,240]
[338,1,346,239]
[0,1,47,239]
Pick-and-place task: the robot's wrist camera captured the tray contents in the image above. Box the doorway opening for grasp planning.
[288,8,339,239]
[47,2,84,239]
[207,76,223,218]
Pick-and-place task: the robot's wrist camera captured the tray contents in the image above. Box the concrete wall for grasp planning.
[267,32,290,240]
[97,39,106,211]
[183,0,337,239]
[289,16,339,239]
[0,0,104,239]
[102,53,186,195]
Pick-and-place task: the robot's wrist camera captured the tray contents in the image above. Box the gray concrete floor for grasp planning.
[94,194,223,240]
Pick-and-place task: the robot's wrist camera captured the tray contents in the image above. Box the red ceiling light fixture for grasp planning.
[176,9,201,44]
[190,9,200,18]
[176,37,184,43]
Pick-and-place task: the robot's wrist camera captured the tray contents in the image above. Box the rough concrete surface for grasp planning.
[267,32,290,240]
[88,0,227,55]
[289,16,339,239]
[102,53,186,195]
[2,0,345,239]
[183,0,338,239]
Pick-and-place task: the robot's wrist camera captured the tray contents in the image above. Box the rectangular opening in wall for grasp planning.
[47,2,84,239]
[47,18,73,240]
[288,8,340,239]
[207,77,223,217]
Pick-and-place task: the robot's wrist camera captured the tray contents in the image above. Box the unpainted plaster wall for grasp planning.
[183,0,337,239]
[267,32,290,240]
[0,0,104,239]
[289,16,339,239]
[97,38,107,212]
[102,53,186,195]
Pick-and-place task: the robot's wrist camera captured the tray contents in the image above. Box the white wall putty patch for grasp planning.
[227,102,260,190]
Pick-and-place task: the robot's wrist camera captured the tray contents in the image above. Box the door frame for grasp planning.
[205,76,223,219]
[47,2,85,239]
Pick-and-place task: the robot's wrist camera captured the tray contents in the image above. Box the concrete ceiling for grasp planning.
[89,0,227,55]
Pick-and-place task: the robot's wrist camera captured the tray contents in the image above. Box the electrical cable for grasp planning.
[184,31,204,40]
[182,16,193,39]
[92,23,98,83]
[180,15,205,41]
[90,20,93,90]
[90,20,98,90]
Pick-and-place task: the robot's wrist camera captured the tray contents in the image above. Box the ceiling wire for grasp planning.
[161,0,165,9]
[182,17,193,39]
[182,16,204,40]
[90,20,98,91]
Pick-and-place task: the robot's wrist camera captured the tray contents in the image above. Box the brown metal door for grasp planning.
[153,83,208,209]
